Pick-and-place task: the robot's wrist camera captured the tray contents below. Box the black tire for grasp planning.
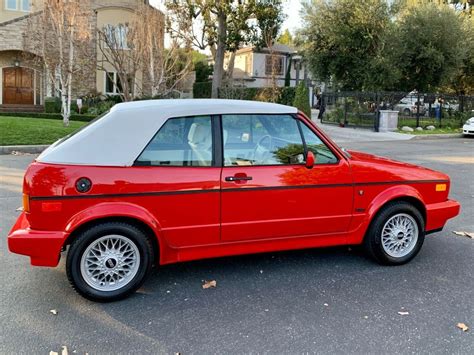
[66,222,154,302]
[364,201,425,265]
[403,108,412,117]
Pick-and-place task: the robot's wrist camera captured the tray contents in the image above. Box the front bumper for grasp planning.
[7,212,67,267]
[463,125,474,135]
[425,199,460,233]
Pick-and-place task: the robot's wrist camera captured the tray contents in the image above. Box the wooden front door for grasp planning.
[2,67,34,105]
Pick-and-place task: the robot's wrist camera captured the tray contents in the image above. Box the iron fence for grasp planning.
[320,91,474,131]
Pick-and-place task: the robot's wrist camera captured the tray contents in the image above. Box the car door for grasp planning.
[220,113,353,242]
[133,115,221,248]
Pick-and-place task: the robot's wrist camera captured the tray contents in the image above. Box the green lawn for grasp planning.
[398,127,462,135]
[0,116,87,146]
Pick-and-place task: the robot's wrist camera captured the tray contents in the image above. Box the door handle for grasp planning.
[225,176,253,182]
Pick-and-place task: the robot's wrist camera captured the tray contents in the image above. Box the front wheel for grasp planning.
[66,222,153,302]
[364,202,425,265]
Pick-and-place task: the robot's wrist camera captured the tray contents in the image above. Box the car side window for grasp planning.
[222,114,305,166]
[299,123,338,164]
[135,116,213,166]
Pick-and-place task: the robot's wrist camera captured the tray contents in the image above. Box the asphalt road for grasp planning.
[0,137,473,354]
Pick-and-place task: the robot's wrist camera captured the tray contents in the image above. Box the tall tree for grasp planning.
[25,0,92,126]
[301,0,396,91]
[394,3,465,92]
[277,29,293,46]
[166,0,283,98]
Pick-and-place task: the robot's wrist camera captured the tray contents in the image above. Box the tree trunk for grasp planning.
[211,6,226,99]
[225,51,236,83]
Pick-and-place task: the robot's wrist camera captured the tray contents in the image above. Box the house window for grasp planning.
[105,72,133,95]
[5,0,17,10]
[5,0,30,11]
[245,54,251,74]
[21,0,29,11]
[103,24,129,49]
[265,55,284,76]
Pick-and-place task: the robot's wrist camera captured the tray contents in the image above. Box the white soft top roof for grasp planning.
[37,99,298,166]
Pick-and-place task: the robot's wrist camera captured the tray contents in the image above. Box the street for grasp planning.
[0,137,473,354]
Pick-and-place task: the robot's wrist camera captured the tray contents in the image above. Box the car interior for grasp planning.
[135,114,337,167]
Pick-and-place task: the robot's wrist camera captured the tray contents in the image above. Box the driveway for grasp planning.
[0,138,473,354]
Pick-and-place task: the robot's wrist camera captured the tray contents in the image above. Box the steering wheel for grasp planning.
[253,135,273,164]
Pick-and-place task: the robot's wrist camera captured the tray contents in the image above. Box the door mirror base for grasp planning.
[306,151,315,169]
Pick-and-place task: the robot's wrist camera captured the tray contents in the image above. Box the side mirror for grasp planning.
[305,151,315,169]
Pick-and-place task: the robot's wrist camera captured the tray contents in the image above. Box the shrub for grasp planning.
[44,97,61,113]
[193,82,213,98]
[293,83,311,117]
[279,87,296,106]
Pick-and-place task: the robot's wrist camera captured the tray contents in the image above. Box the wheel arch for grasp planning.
[350,185,427,245]
[361,192,427,245]
[63,203,164,264]
[367,186,426,224]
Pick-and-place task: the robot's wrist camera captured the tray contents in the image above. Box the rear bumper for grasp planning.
[425,199,460,233]
[7,212,67,267]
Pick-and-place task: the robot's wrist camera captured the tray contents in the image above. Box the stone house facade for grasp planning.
[0,0,164,108]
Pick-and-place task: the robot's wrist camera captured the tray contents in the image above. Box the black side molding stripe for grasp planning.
[29,179,448,201]
[30,189,220,201]
[222,179,449,193]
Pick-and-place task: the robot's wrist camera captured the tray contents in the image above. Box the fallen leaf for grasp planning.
[61,346,68,355]
[457,323,469,332]
[323,303,329,307]
[398,311,410,315]
[202,280,217,289]
[15,206,23,212]
[452,231,474,239]
[49,352,58,355]
[11,151,33,156]
[50,309,58,315]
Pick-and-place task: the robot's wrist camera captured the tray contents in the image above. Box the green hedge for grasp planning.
[218,86,296,106]
[293,83,311,117]
[193,81,212,98]
[0,112,97,122]
[44,97,92,114]
[44,97,61,113]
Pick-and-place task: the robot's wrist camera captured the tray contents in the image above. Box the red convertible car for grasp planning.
[8,99,460,301]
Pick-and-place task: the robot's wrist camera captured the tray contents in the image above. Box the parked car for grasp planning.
[8,99,460,301]
[424,100,460,116]
[463,117,474,136]
[394,97,426,116]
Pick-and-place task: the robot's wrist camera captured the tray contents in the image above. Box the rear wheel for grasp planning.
[66,222,153,302]
[364,202,425,265]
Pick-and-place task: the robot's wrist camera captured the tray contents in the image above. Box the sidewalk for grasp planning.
[311,109,413,143]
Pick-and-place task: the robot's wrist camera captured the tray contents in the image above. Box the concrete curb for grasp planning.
[0,145,49,155]
[410,133,464,140]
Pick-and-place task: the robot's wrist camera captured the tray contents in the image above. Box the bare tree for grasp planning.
[97,22,140,102]
[132,3,193,98]
[25,0,92,126]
